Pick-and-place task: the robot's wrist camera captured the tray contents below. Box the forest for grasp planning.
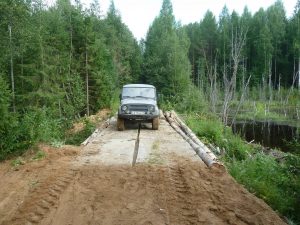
[0,0,299,223]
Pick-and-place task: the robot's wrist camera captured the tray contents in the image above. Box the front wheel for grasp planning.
[117,117,125,131]
[152,117,159,130]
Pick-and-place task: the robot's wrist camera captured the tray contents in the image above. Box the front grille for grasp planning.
[128,104,148,112]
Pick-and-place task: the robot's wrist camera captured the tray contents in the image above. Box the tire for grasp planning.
[152,117,159,130]
[117,117,125,131]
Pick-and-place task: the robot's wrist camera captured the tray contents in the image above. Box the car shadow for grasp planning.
[124,120,152,130]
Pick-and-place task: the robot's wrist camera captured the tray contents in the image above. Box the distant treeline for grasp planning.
[185,1,300,90]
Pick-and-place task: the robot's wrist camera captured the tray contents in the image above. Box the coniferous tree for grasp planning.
[143,0,191,98]
[266,0,286,90]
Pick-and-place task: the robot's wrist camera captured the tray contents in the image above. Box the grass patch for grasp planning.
[186,115,253,161]
[109,91,121,117]
[11,157,25,168]
[233,100,300,125]
[148,140,164,165]
[228,153,299,218]
[32,150,46,160]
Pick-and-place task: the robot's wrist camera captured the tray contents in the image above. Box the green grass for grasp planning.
[186,114,300,224]
[148,140,165,165]
[32,150,46,160]
[11,157,25,168]
[228,153,299,218]
[232,100,300,125]
[109,91,121,117]
[65,119,96,146]
[186,115,254,161]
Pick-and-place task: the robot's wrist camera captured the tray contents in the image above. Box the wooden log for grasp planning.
[170,110,219,163]
[164,111,222,168]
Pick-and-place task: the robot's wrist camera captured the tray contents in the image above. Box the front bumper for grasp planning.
[118,111,160,121]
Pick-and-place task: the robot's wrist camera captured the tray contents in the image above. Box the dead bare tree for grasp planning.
[281,64,299,118]
[231,74,252,126]
[201,49,218,113]
[268,60,273,102]
[222,27,248,125]
[298,57,300,90]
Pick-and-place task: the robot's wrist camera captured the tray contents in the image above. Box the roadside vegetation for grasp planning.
[184,114,300,223]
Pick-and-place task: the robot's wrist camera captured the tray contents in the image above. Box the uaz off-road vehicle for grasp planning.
[117,84,160,131]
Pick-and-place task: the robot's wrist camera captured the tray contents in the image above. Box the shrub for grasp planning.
[0,106,63,161]
[19,107,63,144]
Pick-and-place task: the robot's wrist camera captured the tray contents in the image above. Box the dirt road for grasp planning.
[0,116,286,225]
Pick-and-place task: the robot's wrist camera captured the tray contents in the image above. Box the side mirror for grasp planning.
[119,93,122,100]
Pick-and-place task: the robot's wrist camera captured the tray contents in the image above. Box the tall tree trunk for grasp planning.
[21,54,24,90]
[8,25,15,113]
[85,46,89,116]
[69,13,73,78]
[278,75,281,97]
[268,59,272,101]
[298,56,300,91]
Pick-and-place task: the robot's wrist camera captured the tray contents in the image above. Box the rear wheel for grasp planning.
[117,117,125,131]
[152,117,159,130]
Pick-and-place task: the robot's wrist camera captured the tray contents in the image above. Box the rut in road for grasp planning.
[4,169,77,225]
[166,164,199,224]
[132,122,141,166]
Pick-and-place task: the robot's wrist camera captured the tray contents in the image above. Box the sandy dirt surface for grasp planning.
[0,116,287,225]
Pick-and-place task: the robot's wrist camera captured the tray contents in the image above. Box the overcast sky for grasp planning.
[47,0,298,40]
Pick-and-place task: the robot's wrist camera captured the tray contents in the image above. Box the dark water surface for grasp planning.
[231,121,300,151]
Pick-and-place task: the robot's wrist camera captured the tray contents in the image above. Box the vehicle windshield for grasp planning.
[122,87,156,99]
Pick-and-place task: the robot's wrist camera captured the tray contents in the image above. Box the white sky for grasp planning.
[47,0,298,40]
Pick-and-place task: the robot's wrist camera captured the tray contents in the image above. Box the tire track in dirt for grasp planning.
[166,164,199,224]
[3,169,77,225]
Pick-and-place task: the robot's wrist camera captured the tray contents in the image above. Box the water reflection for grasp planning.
[231,121,300,151]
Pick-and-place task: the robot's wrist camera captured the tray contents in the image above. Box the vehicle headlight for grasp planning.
[149,105,155,112]
[121,105,128,111]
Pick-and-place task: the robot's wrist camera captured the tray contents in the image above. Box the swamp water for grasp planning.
[231,120,300,151]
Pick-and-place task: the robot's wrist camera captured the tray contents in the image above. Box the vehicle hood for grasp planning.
[121,98,157,106]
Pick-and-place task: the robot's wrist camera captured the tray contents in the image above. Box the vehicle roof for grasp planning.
[123,84,155,88]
